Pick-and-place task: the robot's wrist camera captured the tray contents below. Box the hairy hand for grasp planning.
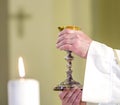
[56,29,92,58]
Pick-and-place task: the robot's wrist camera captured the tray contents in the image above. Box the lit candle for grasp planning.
[8,56,40,105]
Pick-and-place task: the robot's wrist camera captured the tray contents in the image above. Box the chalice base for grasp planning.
[53,79,82,91]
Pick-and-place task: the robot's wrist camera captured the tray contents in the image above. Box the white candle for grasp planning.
[8,56,40,105]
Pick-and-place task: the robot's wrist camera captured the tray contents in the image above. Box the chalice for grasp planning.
[53,26,83,91]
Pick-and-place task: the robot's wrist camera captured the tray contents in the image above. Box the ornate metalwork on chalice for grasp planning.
[53,26,83,91]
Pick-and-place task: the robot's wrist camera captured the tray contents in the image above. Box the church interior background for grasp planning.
[1,0,120,105]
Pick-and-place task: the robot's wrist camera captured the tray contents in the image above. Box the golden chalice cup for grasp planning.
[53,26,83,91]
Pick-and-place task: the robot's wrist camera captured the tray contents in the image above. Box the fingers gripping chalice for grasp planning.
[53,26,83,91]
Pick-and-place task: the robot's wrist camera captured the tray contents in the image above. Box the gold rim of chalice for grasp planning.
[58,26,80,31]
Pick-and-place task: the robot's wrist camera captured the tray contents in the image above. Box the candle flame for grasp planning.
[18,56,25,78]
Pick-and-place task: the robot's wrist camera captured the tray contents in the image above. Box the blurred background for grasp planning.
[1,0,120,105]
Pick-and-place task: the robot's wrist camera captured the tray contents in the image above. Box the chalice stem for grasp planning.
[65,51,73,82]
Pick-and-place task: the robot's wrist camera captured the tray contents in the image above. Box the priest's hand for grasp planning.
[59,88,86,105]
[56,29,92,58]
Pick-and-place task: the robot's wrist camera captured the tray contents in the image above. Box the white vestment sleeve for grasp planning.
[82,41,120,104]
